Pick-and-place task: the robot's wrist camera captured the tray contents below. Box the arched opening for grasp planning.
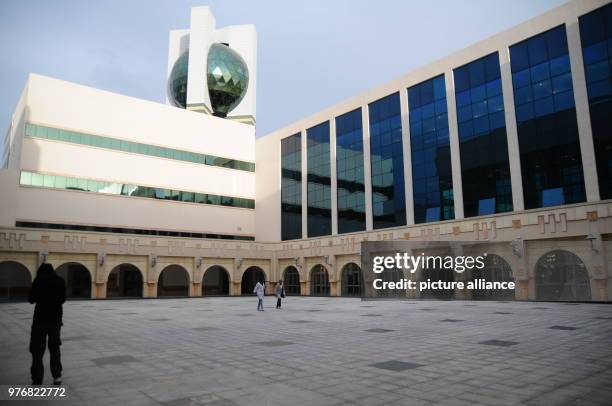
[470,254,515,300]
[310,265,330,297]
[241,266,266,295]
[341,263,362,297]
[157,265,189,297]
[535,250,591,301]
[56,262,92,299]
[0,261,32,300]
[202,266,230,296]
[107,264,143,298]
[283,266,301,295]
[376,268,406,298]
[420,268,455,299]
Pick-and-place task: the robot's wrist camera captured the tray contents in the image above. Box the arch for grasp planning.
[535,250,591,301]
[157,265,189,297]
[241,266,266,295]
[202,265,230,296]
[56,262,92,299]
[107,264,143,298]
[282,266,301,296]
[0,261,32,300]
[470,254,515,300]
[310,264,330,297]
[420,268,455,299]
[341,262,362,297]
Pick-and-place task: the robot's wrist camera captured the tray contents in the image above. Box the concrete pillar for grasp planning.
[330,281,339,297]
[192,282,201,297]
[231,281,240,296]
[330,118,338,235]
[147,282,157,298]
[362,104,374,231]
[566,16,600,202]
[499,48,525,211]
[399,87,415,225]
[301,129,308,239]
[445,69,464,219]
[94,282,105,299]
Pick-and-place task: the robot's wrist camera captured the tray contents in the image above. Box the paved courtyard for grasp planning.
[0,297,611,406]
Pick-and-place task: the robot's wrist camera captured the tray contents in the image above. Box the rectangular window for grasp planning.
[281,133,302,240]
[336,108,366,234]
[369,93,406,229]
[307,122,331,237]
[453,52,513,217]
[18,171,253,210]
[510,25,585,209]
[579,4,612,199]
[408,76,453,224]
[24,123,255,173]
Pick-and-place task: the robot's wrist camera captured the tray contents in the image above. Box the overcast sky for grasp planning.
[0,0,566,152]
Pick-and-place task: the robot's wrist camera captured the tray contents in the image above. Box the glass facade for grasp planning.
[19,171,254,209]
[408,76,454,224]
[369,93,406,229]
[335,108,366,233]
[510,25,585,209]
[281,133,302,240]
[16,221,254,241]
[207,43,250,117]
[25,123,255,172]
[580,4,612,199]
[454,53,513,217]
[169,51,189,108]
[307,122,332,237]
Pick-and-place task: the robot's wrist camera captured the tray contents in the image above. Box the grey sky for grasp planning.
[0,0,566,150]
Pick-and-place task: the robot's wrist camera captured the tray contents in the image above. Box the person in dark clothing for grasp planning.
[28,263,66,385]
[275,280,285,309]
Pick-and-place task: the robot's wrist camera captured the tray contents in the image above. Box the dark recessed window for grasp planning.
[453,52,513,217]
[307,122,332,237]
[281,133,302,240]
[369,92,406,229]
[510,25,585,209]
[579,4,612,199]
[336,108,366,234]
[408,76,453,224]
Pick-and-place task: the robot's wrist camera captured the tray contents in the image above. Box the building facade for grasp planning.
[1,0,612,302]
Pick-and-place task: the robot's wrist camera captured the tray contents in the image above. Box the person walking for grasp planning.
[253,279,265,311]
[275,280,285,309]
[28,263,66,385]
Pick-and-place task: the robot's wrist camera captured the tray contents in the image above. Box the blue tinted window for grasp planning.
[510,25,585,209]
[336,108,366,234]
[307,122,332,237]
[369,93,406,229]
[453,52,513,217]
[408,75,453,224]
[580,3,612,199]
[281,133,302,240]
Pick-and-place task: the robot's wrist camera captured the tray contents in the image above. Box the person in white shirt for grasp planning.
[253,279,265,311]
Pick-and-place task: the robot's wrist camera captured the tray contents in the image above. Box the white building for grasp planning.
[1,0,612,302]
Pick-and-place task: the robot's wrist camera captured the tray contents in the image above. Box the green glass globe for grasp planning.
[168,51,189,108]
[207,43,249,117]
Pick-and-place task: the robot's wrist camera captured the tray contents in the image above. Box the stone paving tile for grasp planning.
[363,328,394,333]
[1,297,611,406]
[549,325,579,330]
[91,355,139,366]
[369,360,424,371]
